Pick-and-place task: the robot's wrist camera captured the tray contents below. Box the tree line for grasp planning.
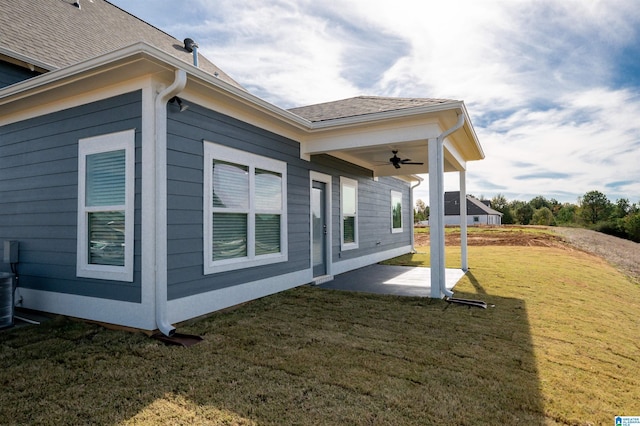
[414,190,640,243]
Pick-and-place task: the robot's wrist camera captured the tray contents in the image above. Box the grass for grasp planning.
[1,237,639,424]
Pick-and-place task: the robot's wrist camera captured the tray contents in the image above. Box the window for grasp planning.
[473,216,480,223]
[340,177,358,250]
[204,142,287,274]
[391,190,403,233]
[77,129,135,281]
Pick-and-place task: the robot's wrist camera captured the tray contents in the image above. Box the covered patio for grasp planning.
[291,96,484,299]
[318,264,465,298]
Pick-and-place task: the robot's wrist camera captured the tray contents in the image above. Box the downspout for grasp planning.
[154,69,187,336]
[435,112,465,298]
[410,175,424,252]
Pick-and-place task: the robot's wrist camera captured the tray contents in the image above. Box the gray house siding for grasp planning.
[165,102,311,300]
[310,155,412,264]
[164,102,412,300]
[0,91,143,302]
[0,60,41,88]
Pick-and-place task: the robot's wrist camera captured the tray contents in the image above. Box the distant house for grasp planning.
[443,191,502,225]
[0,1,485,334]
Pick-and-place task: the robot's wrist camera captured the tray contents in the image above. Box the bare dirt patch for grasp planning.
[414,226,566,248]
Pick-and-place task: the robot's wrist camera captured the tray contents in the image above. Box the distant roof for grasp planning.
[444,191,503,216]
[0,0,243,90]
[289,96,457,122]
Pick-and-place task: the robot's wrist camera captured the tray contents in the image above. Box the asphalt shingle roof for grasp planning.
[0,0,243,89]
[288,96,456,122]
[444,191,503,216]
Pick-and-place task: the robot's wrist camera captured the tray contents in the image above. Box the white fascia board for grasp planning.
[0,43,155,101]
[459,103,485,160]
[0,46,57,71]
[183,64,311,130]
[306,101,465,130]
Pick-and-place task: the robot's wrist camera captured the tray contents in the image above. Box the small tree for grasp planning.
[532,207,554,226]
[491,194,514,224]
[579,190,612,224]
[623,213,640,242]
[555,204,578,224]
[611,198,631,219]
[515,203,534,225]
[414,199,428,223]
[530,195,550,210]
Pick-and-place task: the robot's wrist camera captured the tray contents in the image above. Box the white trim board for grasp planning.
[15,287,155,330]
[309,171,333,277]
[167,269,312,324]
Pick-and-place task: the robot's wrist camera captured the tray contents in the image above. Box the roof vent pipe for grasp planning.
[183,38,199,67]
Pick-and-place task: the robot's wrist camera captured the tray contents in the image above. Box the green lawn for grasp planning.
[1,242,638,424]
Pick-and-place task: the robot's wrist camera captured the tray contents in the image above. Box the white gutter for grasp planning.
[439,112,465,143]
[305,101,465,130]
[153,69,187,336]
[409,175,424,252]
[0,46,57,71]
[432,112,465,298]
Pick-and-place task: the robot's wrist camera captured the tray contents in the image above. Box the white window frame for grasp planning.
[340,176,358,251]
[203,141,288,274]
[391,190,403,233]
[77,129,135,282]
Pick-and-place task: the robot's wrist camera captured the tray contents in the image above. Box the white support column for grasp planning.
[428,138,446,298]
[459,171,468,271]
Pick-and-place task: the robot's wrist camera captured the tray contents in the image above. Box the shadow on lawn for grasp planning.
[465,270,488,294]
[0,284,545,425]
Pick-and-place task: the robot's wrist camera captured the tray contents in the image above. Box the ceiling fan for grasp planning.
[388,150,424,169]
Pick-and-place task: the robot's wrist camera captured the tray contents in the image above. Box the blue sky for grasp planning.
[110,0,640,205]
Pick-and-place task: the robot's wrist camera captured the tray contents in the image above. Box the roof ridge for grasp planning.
[355,95,451,101]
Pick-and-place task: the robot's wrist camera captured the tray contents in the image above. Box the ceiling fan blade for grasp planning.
[384,150,424,169]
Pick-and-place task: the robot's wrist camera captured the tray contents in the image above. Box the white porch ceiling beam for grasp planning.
[301,121,442,157]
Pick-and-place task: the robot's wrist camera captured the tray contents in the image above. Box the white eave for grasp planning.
[0,45,57,72]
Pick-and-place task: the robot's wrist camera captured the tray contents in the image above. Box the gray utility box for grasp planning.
[0,272,15,329]
[4,240,19,264]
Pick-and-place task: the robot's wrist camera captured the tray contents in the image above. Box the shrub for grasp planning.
[592,219,626,239]
[624,213,640,242]
[532,207,555,226]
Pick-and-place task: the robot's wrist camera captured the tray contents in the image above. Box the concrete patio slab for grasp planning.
[318,264,466,297]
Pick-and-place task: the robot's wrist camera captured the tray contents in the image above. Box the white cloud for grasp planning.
[464,87,640,202]
[111,0,640,204]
